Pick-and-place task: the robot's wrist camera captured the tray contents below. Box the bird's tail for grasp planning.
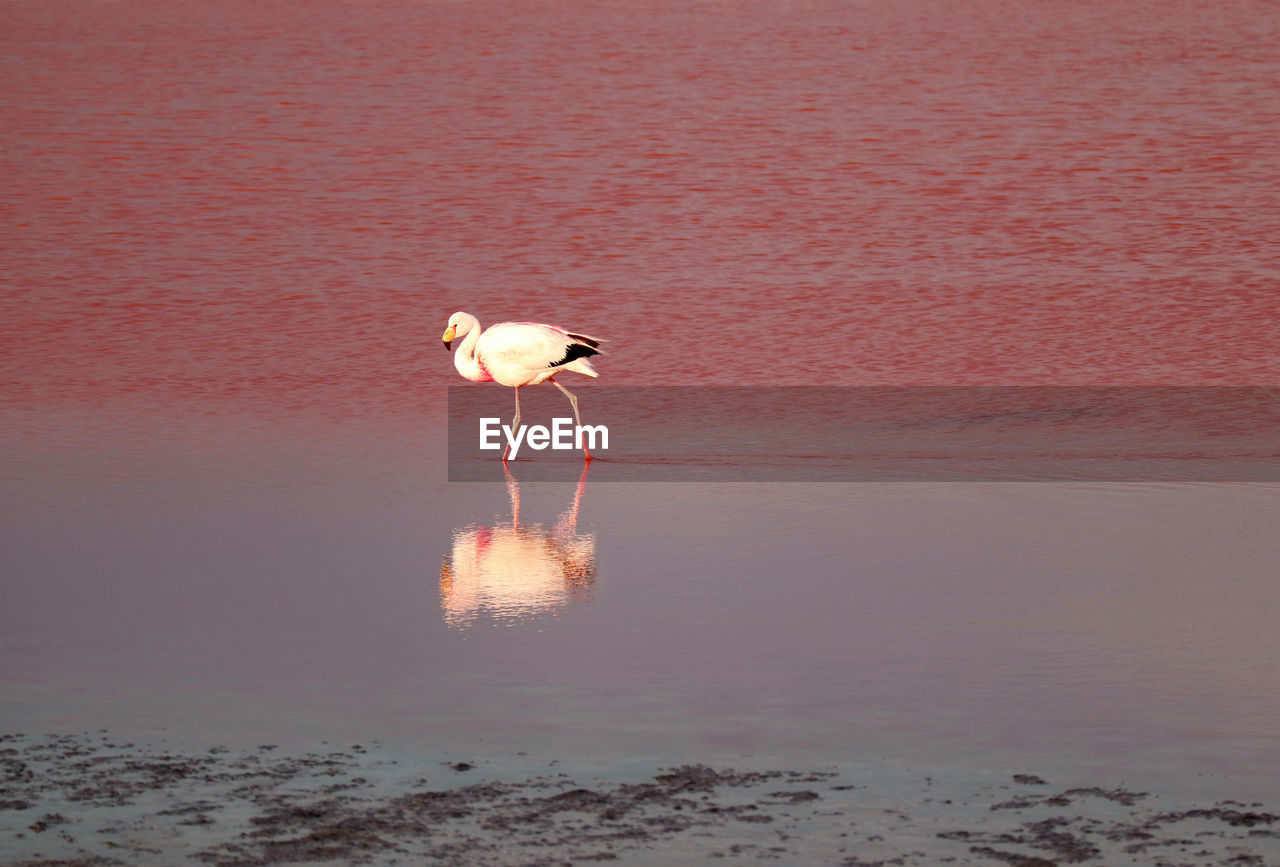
[565,358,599,378]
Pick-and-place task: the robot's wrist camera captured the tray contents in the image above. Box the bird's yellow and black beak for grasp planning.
[442,325,456,349]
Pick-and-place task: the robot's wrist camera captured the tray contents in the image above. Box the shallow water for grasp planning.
[4,407,1280,804]
[4,0,1280,836]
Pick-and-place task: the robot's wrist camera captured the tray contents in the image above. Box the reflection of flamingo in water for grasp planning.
[439,464,595,628]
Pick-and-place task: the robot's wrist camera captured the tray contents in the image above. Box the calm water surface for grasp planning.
[3,0,1280,802]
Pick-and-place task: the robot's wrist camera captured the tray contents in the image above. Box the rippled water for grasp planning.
[4,0,1280,804]
[5,0,1280,405]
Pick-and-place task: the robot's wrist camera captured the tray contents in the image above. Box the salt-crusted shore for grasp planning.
[2,732,1277,866]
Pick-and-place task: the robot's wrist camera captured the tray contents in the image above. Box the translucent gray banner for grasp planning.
[448,387,1280,481]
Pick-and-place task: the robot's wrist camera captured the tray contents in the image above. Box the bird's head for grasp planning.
[442,311,472,350]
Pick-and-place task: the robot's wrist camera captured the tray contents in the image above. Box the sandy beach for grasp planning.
[3,732,1278,866]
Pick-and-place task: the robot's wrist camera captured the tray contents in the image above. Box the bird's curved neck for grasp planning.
[453,322,489,382]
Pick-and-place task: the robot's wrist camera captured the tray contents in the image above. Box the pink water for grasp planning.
[4,0,1279,413]
[4,0,1280,801]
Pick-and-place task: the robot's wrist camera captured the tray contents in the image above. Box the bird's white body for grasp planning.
[442,311,604,461]
[446,313,600,387]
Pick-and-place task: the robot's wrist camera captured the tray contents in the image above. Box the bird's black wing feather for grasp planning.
[564,332,602,349]
[550,342,600,368]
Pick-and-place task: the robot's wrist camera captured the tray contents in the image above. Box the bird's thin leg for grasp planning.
[504,386,521,462]
[550,379,591,462]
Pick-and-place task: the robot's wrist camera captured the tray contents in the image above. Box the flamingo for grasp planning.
[442,311,604,461]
